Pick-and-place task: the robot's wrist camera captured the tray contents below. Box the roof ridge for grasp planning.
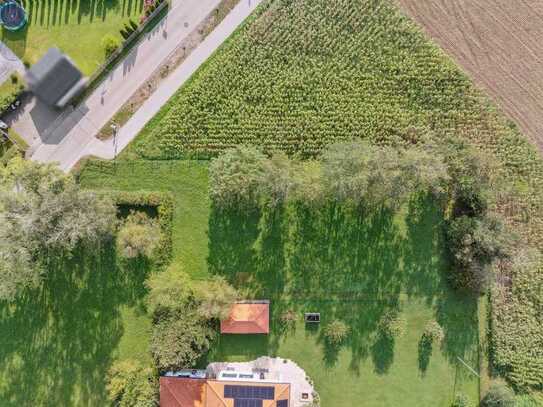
[206,381,229,407]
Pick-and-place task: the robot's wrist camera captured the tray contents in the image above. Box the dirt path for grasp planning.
[396,0,543,151]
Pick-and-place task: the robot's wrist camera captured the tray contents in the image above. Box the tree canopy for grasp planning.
[0,158,117,300]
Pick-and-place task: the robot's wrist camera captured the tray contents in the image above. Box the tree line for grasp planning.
[209,141,539,295]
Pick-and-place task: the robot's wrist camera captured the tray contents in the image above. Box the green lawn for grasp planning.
[2,0,143,76]
[78,159,480,407]
[0,245,151,406]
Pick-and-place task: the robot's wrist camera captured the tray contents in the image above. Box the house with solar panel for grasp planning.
[159,301,317,407]
[160,356,316,407]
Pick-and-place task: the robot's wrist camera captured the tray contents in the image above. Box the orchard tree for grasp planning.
[0,158,117,300]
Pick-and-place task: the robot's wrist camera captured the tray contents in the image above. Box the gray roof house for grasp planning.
[25,48,87,109]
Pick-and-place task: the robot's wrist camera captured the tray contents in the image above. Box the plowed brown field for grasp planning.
[396,0,543,151]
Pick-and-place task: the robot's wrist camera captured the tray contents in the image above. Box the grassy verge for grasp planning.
[97,0,240,141]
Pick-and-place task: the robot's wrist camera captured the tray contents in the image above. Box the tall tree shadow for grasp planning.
[206,198,478,377]
[0,242,150,406]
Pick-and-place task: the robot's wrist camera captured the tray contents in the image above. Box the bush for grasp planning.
[323,319,349,346]
[194,275,237,320]
[150,310,215,371]
[209,146,267,208]
[379,312,407,339]
[481,383,516,407]
[0,86,22,114]
[422,320,444,344]
[116,211,161,259]
[451,393,470,407]
[108,190,173,264]
[446,213,516,292]
[101,34,121,58]
[107,360,158,407]
[280,310,298,328]
[146,262,190,321]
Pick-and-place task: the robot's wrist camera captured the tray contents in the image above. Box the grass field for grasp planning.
[1,0,143,76]
[0,245,152,406]
[78,159,480,407]
[124,0,543,391]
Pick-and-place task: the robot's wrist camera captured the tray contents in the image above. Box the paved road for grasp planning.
[86,0,263,166]
[25,0,224,170]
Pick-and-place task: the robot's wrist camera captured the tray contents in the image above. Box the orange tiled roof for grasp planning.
[205,380,290,407]
[160,377,206,407]
[220,302,269,334]
[159,378,290,407]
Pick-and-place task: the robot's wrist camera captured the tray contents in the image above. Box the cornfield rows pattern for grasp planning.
[133,0,543,389]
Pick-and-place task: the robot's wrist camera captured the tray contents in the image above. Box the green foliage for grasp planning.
[116,212,161,259]
[451,393,471,407]
[145,260,220,371]
[280,310,298,329]
[422,320,444,345]
[107,360,158,407]
[481,383,516,407]
[108,191,174,266]
[101,34,121,58]
[320,141,448,208]
[210,142,449,209]
[379,312,407,339]
[194,275,237,320]
[490,249,543,390]
[150,309,215,371]
[0,158,117,300]
[446,214,516,292]
[131,0,476,159]
[0,80,23,114]
[323,319,349,346]
[146,263,191,320]
[209,145,267,208]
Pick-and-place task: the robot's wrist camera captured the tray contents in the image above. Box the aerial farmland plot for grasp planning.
[396,0,543,151]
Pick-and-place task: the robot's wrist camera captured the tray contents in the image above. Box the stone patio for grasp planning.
[207,357,318,407]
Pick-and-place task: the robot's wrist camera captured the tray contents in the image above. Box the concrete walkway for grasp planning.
[25,0,223,169]
[25,0,261,172]
[85,0,263,166]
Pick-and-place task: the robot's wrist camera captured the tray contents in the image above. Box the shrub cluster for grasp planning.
[323,319,349,346]
[108,191,174,266]
[107,360,158,406]
[116,211,161,259]
[146,264,237,372]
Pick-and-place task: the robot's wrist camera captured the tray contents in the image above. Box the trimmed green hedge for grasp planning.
[107,190,174,266]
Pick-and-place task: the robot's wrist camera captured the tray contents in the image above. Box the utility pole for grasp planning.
[111,122,118,159]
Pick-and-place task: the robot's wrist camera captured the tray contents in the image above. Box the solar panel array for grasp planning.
[224,385,275,400]
[234,399,263,407]
[276,400,289,407]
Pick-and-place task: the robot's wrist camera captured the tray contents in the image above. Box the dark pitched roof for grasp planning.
[25,48,85,107]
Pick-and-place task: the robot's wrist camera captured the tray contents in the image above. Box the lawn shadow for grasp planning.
[371,333,395,375]
[206,198,471,378]
[0,242,151,405]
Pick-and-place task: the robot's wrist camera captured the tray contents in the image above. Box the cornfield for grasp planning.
[132,0,543,389]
